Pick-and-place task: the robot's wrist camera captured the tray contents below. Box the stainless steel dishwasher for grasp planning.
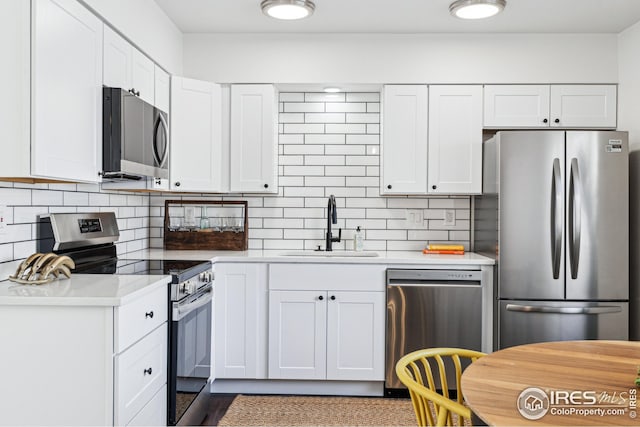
[385,269,483,394]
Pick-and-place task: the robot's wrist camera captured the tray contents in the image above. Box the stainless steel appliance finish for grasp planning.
[630,151,640,340]
[385,269,483,393]
[477,131,629,349]
[169,278,213,426]
[102,87,169,180]
[37,212,120,252]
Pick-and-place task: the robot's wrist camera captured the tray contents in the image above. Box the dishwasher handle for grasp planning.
[387,269,482,282]
[387,281,481,288]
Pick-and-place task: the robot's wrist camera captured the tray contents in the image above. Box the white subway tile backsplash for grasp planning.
[305,134,345,145]
[429,198,471,209]
[280,93,305,102]
[324,187,366,198]
[325,124,366,134]
[306,93,346,102]
[0,244,13,263]
[326,103,366,113]
[367,103,380,113]
[279,113,305,123]
[346,134,379,145]
[346,113,380,124]
[14,207,47,224]
[346,93,380,102]
[263,197,304,208]
[367,124,380,134]
[366,229,407,240]
[284,187,325,197]
[345,156,379,166]
[284,145,325,155]
[279,155,304,166]
[284,207,325,218]
[32,190,61,206]
[284,166,325,176]
[251,229,283,239]
[284,102,324,113]
[325,145,366,155]
[305,156,345,166]
[263,218,304,229]
[305,176,345,187]
[408,230,450,241]
[325,166,366,176]
[264,239,303,250]
[279,134,304,145]
[305,113,345,123]
[284,123,325,134]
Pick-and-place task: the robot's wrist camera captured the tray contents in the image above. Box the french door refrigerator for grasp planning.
[478,131,629,349]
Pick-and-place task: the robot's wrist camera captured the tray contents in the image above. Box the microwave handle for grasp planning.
[153,113,169,168]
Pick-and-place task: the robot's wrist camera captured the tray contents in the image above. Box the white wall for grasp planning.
[618,21,640,151]
[82,0,183,74]
[184,33,618,84]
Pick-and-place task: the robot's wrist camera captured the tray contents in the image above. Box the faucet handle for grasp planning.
[333,228,342,243]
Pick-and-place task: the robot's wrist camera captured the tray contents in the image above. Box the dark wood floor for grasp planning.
[200,394,237,426]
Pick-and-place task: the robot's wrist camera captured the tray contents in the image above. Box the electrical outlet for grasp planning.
[0,205,6,235]
[405,209,424,229]
[443,209,456,226]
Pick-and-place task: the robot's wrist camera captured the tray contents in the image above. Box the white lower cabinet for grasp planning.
[214,263,268,379]
[268,263,386,382]
[0,282,169,426]
[269,289,385,381]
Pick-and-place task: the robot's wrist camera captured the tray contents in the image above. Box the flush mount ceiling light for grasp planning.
[449,0,506,20]
[261,0,315,20]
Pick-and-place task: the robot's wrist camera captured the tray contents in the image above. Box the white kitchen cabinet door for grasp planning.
[268,290,327,380]
[326,291,385,381]
[428,85,483,194]
[483,85,550,128]
[103,25,132,90]
[550,85,617,129]
[132,48,155,106]
[381,85,429,195]
[170,76,224,192]
[214,263,268,379]
[154,65,170,114]
[32,0,103,183]
[230,84,278,193]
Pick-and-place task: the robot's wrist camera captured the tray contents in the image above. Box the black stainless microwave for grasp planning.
[102,87,169,180]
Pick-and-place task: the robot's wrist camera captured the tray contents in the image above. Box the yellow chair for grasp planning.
[395,348,486,427]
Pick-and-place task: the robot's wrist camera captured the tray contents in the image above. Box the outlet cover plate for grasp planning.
[405,209,424,229]
[443,209,456,226]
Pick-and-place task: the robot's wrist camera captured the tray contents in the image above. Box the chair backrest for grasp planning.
[395,348,486,427]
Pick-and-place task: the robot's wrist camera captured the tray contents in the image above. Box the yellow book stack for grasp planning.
[422,244,465,255]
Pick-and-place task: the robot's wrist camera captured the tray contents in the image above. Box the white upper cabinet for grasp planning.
[484,84,617,129]
[428,85,483,194]
[103,25,132,90]
[483,85,550,128]
[103,25,156,107]
[549,85,617,128]
[154,65,170,114]
[381,85,429,195]
[230,84,278,193]
[31,0,103,183]
[170,76,224,192]
[132,49,155,106]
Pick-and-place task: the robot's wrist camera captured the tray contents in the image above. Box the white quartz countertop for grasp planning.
[0,274,171,306]
[121,249,495,266]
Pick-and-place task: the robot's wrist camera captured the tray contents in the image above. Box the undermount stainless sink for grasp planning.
[279,250,379,257]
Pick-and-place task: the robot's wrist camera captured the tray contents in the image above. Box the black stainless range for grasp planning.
[38,212,213,426]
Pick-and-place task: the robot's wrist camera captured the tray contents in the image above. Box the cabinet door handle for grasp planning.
[432,185,437,190]
[387,185,392,190]
[145,311,154,319]
[554,118,560,124]
[175,182,181,187]
[330,295,336,301]
[264,184,269,189]
[143,367,153,375]
[318,295,324,301]
[543,118,548,123]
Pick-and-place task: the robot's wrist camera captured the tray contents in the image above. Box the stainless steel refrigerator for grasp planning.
[474,131,629,349]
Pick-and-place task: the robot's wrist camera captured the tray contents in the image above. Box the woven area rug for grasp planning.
[217,395,417,426]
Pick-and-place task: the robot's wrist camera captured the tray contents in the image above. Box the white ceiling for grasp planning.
[154,0,640,34]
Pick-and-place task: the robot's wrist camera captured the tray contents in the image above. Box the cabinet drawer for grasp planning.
[115,285,168,353]
[269,264,385,291]
[115,323,167,426]
[127,384,167,427]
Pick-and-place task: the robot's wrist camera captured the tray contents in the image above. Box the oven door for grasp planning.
[169,284,212,426]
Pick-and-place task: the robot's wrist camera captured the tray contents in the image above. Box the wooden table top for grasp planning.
[461,340,640,426]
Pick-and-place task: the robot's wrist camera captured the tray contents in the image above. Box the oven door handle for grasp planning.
[174,288,213,321]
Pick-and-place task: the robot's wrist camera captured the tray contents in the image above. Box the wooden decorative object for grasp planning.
[163,200,248,251]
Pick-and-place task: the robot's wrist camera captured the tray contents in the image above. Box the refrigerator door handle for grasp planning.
[551,158,562,279]
[569,158,582,279]
[506,304,622,315]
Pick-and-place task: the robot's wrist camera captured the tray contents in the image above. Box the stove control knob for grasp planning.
[199,272,206,281]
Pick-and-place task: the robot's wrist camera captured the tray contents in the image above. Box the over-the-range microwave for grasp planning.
[102,87,169,181]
